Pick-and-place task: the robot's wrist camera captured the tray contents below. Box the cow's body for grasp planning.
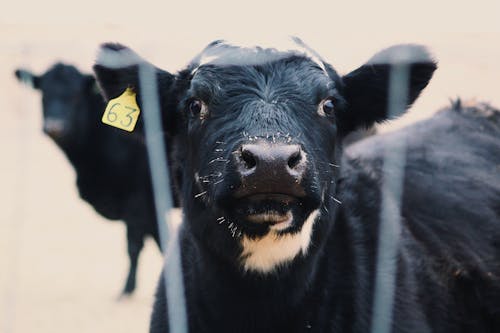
[15,64,177,295]
[340,101,500,332]
[93,39,499,332]
[149,102,500,332]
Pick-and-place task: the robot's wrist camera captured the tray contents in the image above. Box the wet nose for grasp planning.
[234,143,307,197]
[43,119,65,138]
[238,143,305,176]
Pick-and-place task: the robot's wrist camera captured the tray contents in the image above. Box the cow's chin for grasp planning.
[221,193,318,237]
[216,192,322,274]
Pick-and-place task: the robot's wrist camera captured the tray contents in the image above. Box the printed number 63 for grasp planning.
[106,103,120,123]
[107,103,137,127]
[121,106,137,127]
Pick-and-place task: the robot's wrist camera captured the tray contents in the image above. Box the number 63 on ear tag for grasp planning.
[102,87,140,132]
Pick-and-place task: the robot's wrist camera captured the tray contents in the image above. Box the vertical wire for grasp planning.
[138,63,188,333]
[370,62,410,333]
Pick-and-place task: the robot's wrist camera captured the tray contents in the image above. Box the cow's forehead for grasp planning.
[47,63,80,76]
[191,37,327,74]
[40,64,85,93]
[43,64,83,85]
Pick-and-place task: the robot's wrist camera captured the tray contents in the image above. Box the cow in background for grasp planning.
[15,63,179,296]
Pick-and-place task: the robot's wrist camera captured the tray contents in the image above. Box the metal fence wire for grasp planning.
[371,60,411,333]
[138,63,188,333]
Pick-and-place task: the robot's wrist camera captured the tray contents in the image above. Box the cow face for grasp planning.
[15,64,96,143]
[94,39,436,273]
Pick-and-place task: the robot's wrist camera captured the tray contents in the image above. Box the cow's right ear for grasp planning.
[338,44,437,135]
[14,68,40,89]
[93,43,176,134]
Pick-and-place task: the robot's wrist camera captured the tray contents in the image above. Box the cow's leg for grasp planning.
[150,224,163,253]
[122,225,145,295]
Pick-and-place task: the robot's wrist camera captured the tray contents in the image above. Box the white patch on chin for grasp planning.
[240,209,320,273]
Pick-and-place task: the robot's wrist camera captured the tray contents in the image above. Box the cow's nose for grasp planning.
[234,143,307,198]
[238,143,305,177]
[43,119,65,138]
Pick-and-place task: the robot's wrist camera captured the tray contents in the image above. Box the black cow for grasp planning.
[15,63,176,296]
[93,40,500,332]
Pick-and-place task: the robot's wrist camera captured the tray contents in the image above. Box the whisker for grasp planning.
[198,172,223,180]
[213,179,224,185]
[226,222,241,238]
[329,195,342,204]
[208,157,228,165]
[194,191,208,198]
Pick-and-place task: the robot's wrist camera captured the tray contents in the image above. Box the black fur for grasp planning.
[94,41,498,332]
[341,101,500,332]
[15,63,179,295]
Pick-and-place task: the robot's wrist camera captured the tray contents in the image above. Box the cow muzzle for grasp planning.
[229,142,309,230]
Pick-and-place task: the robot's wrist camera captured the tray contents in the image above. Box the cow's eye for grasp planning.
[318,97,335,117]
[188,99,209,120]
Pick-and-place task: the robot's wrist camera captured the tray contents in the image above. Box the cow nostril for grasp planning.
[241,148,257,170]
[287,150,303,169]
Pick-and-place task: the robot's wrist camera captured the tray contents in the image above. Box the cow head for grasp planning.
[94,39,436,273]
[15,63,97,143]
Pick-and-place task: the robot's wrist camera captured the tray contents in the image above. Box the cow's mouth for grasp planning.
[215,171,321,236]
[224,193,310,234]
[247,210,293,230]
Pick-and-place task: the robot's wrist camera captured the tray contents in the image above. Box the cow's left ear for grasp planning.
[93,43,176,135]
[14,68,40,89]
[338,44,437,135]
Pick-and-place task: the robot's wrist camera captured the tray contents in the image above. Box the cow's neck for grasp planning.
[57,95,104,167]
[180,212,341,331]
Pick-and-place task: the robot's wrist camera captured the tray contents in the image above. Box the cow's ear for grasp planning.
[338,44,437,135]
[93,43,176,134]
[15,68,40,89]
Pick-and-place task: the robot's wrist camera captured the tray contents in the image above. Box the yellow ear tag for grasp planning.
[101,87,140,132]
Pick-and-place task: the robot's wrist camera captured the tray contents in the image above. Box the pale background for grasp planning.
[1,1,499,332]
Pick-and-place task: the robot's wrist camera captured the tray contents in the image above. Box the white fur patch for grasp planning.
[367,44,434,65]
[240,209,320,273]
[95,45,145,68]
[193,36,327,74]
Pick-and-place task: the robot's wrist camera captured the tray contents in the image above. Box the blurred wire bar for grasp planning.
[138,63,188,333]
[370,58,411,333]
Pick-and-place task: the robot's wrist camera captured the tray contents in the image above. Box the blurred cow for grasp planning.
[15,63,178,295]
